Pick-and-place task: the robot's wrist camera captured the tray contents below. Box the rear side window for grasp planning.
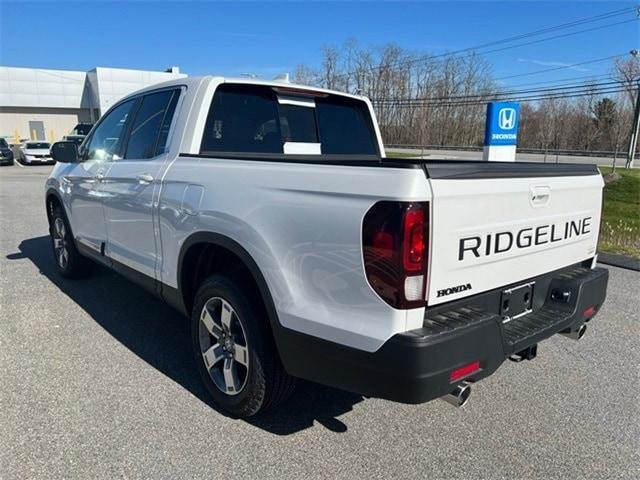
[200,84,378,157]
[316,97,377,155]
[125,89,179,159]
[201,86,281,154]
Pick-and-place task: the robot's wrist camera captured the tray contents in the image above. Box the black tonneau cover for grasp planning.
[417,160,600,179]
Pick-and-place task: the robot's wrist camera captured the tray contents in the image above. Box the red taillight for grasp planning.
[362,201,429,309]
[583,305,597,319]
[403,207,425,271]
[450,361,481,382]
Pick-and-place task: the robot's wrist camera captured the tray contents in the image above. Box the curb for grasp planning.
[598,252,640,272]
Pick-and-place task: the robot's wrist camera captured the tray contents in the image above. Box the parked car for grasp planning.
[63,122,94,147]
[46,76,609,417]
[64,136,86,148]
[21,141,53,165]
[0,138,14,166]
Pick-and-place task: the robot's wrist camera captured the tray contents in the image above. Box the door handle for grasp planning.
[136,174,154,184]
[530,186,551,206]
[95,173,105,182]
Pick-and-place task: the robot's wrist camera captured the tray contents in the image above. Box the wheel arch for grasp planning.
[176,231,282,338]
[45,188,66,226]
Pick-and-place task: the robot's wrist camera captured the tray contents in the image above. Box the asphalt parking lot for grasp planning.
[1,164,638,479]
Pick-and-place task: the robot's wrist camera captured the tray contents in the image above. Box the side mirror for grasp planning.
[51,141,79,163]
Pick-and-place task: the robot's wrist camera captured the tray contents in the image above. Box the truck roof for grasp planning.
[121,75,367,103]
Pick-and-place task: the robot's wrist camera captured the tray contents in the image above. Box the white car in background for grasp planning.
[20,141,53,165]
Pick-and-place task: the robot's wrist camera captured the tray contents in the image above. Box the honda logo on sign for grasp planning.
[484,101,519,148]
[498,108,516,130]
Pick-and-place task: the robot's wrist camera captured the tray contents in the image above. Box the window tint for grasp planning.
[200,84,378,157]
[71,123,93,136]
[125,90,177,159]
[0,138,9,148]
[278,104,318,143]
[202,85,281,154]
[84,99,135,161]
[25,142,50,149]
[154,90,180,156]
[316,97,377,155]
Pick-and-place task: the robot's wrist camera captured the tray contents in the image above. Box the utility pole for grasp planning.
[625,50,640,168]
[626,79,640,168]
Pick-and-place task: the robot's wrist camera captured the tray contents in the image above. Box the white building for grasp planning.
[0,66,186,142]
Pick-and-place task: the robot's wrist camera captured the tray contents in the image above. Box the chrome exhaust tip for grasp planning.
[441,383,471,408]
[561,324,587,341]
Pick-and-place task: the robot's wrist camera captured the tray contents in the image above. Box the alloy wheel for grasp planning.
[198,297,250,396]
[52,217,69,269]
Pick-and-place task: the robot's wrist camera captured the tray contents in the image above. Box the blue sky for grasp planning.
[1,1,637,87]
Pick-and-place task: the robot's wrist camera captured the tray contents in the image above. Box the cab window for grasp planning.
[200,84,378,157]
[83,100,136,161]
[125,89,179,159]
[201,85,281,154]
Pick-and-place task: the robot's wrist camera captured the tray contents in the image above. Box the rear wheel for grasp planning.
[191,274,295,417]
[50,207,91,278]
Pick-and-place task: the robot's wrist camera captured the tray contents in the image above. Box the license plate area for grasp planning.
[501,282,534,323]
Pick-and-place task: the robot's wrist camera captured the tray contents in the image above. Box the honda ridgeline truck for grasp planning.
[46,77,608,417]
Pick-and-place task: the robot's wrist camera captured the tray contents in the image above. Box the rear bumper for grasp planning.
[277,264,608,403]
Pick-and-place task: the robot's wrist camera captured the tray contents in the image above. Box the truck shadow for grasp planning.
[7,236,364,435]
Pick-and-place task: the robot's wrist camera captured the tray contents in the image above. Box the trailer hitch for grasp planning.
[508,344,538,363]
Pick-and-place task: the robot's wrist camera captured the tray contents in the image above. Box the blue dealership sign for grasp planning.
[484,102,520,146]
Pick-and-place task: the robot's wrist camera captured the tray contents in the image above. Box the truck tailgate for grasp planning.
[424,162,603,305]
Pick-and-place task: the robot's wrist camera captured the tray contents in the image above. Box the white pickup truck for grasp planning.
[46,77,608,417]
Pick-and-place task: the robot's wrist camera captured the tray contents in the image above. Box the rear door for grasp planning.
[425,164,603,305]
[101,88,181,279]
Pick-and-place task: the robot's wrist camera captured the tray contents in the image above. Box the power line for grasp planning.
[460,19,635,61]
[373,89,628,108]
[500,72,615,89]
[385,54,624,97]
[494,53,626,81]
[369,60,631,103]
[423,7,635,59]
[403,18,635,72]
[372,86,627,108]
[372,80,623,104]
[334,6,636,78]
[371,53,629,102]
[367,53,624,85]
[374,85,626,104]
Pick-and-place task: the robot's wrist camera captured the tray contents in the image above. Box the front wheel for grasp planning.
[50,207,91,278]
[191,274,295,417]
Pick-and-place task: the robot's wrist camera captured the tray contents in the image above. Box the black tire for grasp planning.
[50,206,92,278]
[191,274,295,417]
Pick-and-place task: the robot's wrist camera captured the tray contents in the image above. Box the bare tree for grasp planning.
[299,41,639,153]
[321,46,341,90]
[293,64,318,86]
[613,56,640,107]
